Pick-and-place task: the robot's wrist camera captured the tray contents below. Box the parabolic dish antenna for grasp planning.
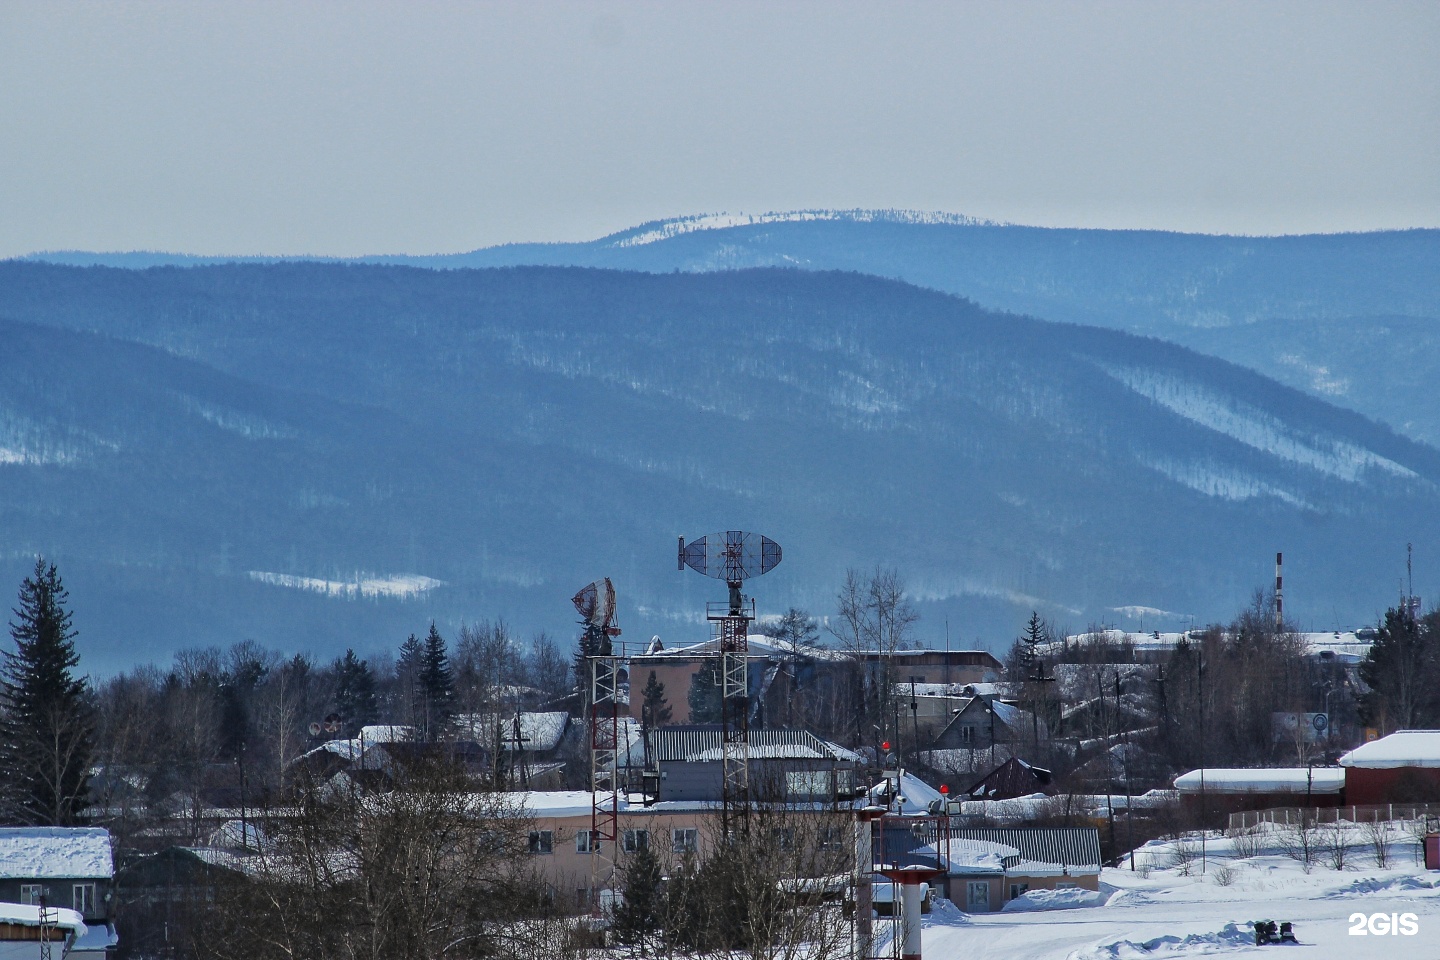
[678,530,782,582]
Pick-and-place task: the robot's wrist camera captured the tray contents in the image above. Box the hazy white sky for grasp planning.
[1,1,1436,257]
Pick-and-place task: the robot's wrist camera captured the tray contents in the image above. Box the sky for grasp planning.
[1,1,1436,258]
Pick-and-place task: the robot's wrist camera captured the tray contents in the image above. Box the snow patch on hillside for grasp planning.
[0,411,107,465]
[1147,457,1311,507]
[247,571,444,599]
[1103,364,1415,483]
[181,397,296,440]
[608,209,996,247]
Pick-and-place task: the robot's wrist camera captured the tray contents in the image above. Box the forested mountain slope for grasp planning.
[0,262,1433,669]
[27,212,1440,443]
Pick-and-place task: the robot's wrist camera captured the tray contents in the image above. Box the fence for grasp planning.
[1228,803,1440,831]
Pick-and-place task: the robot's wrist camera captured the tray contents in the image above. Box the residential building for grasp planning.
[0,827,117,958]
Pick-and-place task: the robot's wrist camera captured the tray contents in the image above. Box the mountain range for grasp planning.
[27,210,1440,446]
[0,258,1434,672]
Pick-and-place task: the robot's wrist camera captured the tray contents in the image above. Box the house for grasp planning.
[932,696,1042,753]
[639,726,862,803]
[0,902,87,959]
[0,828,117,958]
[902,829,1102,912]
[1173,768,1346,814]
[455,711,571,788]
[1338,730,1440,804]
[964,757,1054,801]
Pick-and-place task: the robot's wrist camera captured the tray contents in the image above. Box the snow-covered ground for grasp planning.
[917,821,1440,959]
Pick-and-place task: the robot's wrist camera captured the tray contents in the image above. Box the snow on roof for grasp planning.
[918,838,1019,873]
[1173,768,1346,793]
[519,791,626,819]
[0,902,86,932]
[1008,858,1100,877]
[688,744,825,762]
[1055,628,1373,661]
[459,712,570,752]
[359,725,416,744]
[871,772,945,815]
[1339,730,1440,769]
[0,828,113,880]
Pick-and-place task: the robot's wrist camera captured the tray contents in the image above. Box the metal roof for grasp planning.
[646,725,848,763]
[946,827,1101,868]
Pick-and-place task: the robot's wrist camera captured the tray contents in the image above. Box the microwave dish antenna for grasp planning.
[677,530,782,830]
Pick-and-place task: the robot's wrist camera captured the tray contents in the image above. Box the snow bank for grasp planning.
[1000,887,1106,912]
[1074,921,1254,958]
[1324,875,1439,898]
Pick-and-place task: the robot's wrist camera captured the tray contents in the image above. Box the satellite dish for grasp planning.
[572,577,619,632]
[678,530,782,583]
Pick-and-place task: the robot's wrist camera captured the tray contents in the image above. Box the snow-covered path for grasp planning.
[919,843,1440,959]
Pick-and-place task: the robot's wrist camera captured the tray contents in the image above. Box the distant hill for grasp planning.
[27,211,1437,445]
[0,261,1434,671]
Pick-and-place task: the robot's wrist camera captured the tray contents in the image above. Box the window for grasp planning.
[785,770,829,797]
[966,881,990,911]
[671,828,698,854]
[1056,881,1077,890]
[527,830,553,854]
[575,888,592,910]
[771,828,794,852]
[960,725,975,744]
[623,829,649,852]
[576,830,601,854]
[72,884,96,916]
[818,827,843,852]
[1009,882,1028,900]
[19,885,43,906]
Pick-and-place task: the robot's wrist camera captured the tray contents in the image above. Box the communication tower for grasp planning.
[678,530,782,829]
[574,577,623,913]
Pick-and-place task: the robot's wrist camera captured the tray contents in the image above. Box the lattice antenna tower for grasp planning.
[678,530,782,831]
[574,577,623,914]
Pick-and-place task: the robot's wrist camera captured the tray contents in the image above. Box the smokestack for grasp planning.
[1275,552,1283,629]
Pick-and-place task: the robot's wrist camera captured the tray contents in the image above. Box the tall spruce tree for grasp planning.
[0,559,94,825]
[419,623,455,740]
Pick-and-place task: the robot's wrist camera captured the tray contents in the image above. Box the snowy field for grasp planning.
[914,821,1440,959]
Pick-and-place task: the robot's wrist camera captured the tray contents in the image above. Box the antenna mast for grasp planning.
[678,530,782,831]
[573,577,623,915]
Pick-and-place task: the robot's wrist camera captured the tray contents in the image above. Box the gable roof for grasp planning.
[0,827,113,880]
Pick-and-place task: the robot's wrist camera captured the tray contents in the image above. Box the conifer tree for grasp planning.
[612,839,664,947]
[333,649,378,731]
[396,633,424,732]
[419,623,455,740]
[640,670,672,732]
[0,559,94,825]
